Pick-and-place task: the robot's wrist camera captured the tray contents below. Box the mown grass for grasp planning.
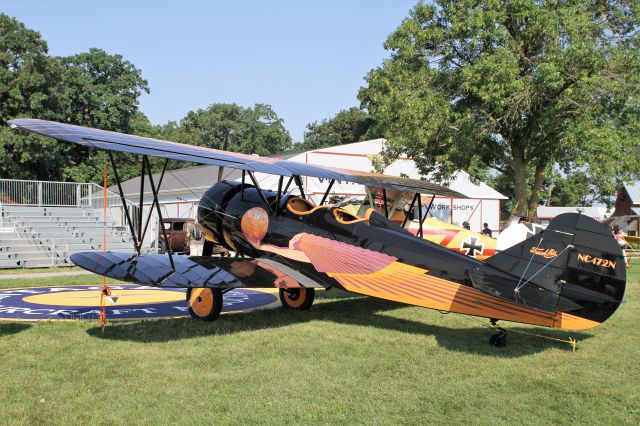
[0,268,638,425]
[0,266,84,276]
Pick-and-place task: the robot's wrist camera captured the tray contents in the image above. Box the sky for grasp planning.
[1,0,419,142]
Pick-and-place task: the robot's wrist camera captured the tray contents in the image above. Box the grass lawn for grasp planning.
[0,268,638,425]
[0,266,84,276]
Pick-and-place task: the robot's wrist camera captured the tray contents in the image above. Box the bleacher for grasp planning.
[0,205,134,268]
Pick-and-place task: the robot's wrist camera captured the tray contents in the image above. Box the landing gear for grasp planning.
[186,288,223,321]
[489,328,508,347]
[279,287,315,310]
[488,318,507,347]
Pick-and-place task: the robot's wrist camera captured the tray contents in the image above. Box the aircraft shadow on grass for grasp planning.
[0,322,31,337]
[86,292,591,357]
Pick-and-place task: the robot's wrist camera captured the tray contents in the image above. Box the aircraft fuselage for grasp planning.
[197,181,483,288]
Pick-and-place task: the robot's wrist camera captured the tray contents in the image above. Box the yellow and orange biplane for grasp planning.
[408,218,496,260]
[9,119,627,347]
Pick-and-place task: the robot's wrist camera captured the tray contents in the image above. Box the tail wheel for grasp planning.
[489,330,508,347]
[279,287,315,310]
[186,288,223,321]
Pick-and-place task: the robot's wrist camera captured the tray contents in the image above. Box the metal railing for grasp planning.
[0,178,134,206]
[84,183,139,229]
[0,179,144,266]
[0,178,138,229]
[12,222,64,266]
[0,179,90,207]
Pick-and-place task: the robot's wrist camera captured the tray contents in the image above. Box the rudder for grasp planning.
[470,213,625,325]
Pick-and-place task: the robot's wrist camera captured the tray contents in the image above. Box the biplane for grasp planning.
[409,218,497,260]
[10,119,626,346]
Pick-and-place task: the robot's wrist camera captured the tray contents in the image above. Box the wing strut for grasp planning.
[107,151,140,251]
[421,194,436,232]
[247,171,272,214]
[417,194,424,237]
[402,192,420,228]
[382,189,389,218]
[139,158,167,249]
[283,176,294,194]
[275,175,284,214]
[241,170,246,201]
[294,176,306,199]
[137,159,145,239]
[106,153,175,272]
[400,193,436,237]
[144,156,175,271]
[319,179,335,205]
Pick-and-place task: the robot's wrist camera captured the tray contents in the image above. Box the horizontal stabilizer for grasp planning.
[467,269,583,312]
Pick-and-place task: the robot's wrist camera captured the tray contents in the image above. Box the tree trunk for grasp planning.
[510,144,529,217]
[527,162,546,216]
[217,134,230,182]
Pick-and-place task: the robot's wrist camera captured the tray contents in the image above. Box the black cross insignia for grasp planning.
[461,237,484,257]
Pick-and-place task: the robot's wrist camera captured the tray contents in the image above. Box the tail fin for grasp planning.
[469,213,626,324]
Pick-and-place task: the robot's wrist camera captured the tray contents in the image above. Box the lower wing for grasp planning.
[70,252,323,289]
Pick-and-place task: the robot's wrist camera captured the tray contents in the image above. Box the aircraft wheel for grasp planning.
[186,288,223,321]
[279,287,315,310]
[489,330,507,347]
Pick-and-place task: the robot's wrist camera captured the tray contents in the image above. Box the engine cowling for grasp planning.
[197,180,278,254]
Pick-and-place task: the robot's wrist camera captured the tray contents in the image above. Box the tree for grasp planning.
[359,1,640,216]
[59,48,149,132]
[0,14,69,181]
[0,14,64,125]
[56,48,150,184]
[300,107,375,150]
[169,103,292,156]
[0,15,151,184]
[545,173,593,207]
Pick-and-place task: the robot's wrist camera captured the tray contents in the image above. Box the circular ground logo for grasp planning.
[0,285,279,321]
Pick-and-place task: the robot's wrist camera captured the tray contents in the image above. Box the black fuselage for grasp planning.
[197,181,482,289]
[195,181,626,326]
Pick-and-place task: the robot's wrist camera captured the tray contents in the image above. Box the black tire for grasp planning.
[279,287,315,310]
[489,331,507,347]
[186,288,223,321]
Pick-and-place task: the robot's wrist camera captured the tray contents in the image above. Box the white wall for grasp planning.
[427,198,501,233]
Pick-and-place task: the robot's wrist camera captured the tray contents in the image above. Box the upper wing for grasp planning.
[9,118,465,197]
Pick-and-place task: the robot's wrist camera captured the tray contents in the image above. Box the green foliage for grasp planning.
[57,50,150,184]
[0,127,68,180]
[299,107,375,150]
[359,1,640,215]
[0,15,150,184]
[493,168,597,214]
[164,103,292,156]
[547,173,593,207]
[0,14,67,181]
[59,48,149,132]
[0,14,63,125]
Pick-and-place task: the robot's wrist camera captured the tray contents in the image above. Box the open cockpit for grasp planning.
[285,196,372,225]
